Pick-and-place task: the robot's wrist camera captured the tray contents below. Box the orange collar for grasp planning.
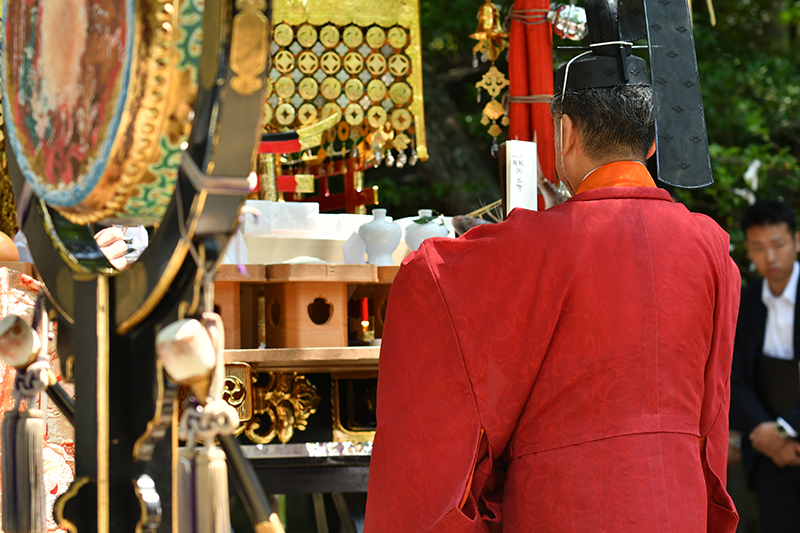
[576,161,656,194]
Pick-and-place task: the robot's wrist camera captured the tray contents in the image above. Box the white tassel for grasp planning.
[2,409,46,533]
[177,447,230,533]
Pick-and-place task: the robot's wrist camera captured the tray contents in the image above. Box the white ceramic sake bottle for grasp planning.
[405,209,450,251]
[358,208,402,266]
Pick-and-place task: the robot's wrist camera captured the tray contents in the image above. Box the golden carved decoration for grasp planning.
[320,77,343,100]
[476,65,510,98]
[275,76,296,99]
[297,103,319,125]
[298,77,320,100]
[483,99,505,121]
[342,25,364,48]
[294,174,316,192]
[344,78,365,101]
[274,50,296,73]
[319,25,340,47]
[320,51,342,74]
[387,26,408,48]
[389,82,411,105]
[296,23,318,47]
[366,26,386,48]
[367,79,388,102]
[263,104,274,125]
[297,50,319,74]
[275,103,297,125]
[391,108,412,131]
[366,53,387,75]
[230,0,269,96]
[274,23,295,46]
[343,52,365,75]
[223,363,255,423]
[388,54,410,77]
[393,132,411,151]
[344,103,365,126]
[367,106,388,128]
[244,372,321,445]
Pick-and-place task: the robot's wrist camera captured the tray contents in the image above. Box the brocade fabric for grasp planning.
[365,178,740,532]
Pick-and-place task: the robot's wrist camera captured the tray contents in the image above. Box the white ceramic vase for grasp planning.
[405,209,450,251]
[358,209,402,266]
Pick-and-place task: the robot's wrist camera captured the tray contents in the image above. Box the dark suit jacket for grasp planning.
[730,276,800,482]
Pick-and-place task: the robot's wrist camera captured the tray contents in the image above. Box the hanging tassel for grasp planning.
[194,446,230,533]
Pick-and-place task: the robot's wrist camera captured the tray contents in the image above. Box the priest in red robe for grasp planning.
[364,10,740,533]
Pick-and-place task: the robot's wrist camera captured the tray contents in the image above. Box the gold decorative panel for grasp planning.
[265,0,427,164]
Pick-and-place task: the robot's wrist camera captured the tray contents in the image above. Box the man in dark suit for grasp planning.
[732,199,800,532]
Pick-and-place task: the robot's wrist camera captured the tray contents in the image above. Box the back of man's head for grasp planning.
[741,199,797,234]
[551,84,655,162]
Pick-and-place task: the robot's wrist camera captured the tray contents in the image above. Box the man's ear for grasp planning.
[646,141,656,159]
[560,114,577,156]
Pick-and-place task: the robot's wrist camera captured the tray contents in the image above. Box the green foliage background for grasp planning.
[368,0,800,282]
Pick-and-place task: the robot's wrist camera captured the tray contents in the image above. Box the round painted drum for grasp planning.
[1,0,203,226]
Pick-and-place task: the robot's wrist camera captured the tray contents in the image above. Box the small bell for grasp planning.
[374,150,383,167]
[396,150,408,169]
[470,0,508,63]
[385,150,396,168]
[491,138,499,158]
[409,149,419,166]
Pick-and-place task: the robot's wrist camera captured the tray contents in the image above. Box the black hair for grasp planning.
[741,199,797,234]
[550,84,655,161]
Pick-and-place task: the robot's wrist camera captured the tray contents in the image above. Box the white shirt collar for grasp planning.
[762,260,800,306]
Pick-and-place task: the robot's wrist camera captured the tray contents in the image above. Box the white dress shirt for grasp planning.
[761,261,800,436]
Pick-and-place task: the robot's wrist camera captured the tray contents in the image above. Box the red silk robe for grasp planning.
[365,163,740,532]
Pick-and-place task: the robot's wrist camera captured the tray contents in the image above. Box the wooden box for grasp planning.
[262,263,378,349]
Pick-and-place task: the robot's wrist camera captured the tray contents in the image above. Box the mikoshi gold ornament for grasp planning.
[264,0,428,185]
[470,0,510,156]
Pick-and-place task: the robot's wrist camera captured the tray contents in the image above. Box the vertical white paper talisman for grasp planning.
[505,140,539,216]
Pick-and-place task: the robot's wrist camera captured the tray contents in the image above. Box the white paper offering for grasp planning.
[505,139,539,216]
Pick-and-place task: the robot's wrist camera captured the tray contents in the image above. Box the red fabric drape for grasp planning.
[508,0,555,187]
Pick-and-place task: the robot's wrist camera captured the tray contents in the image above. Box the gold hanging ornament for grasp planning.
[470,0,510,156]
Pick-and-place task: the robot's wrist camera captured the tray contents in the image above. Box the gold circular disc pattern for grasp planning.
[321,102,341,121]
[320,25,341,48]
[388,27,408,48]
[344,78,365,101]
[297,103,319,125]
[389,82,412,105]
[263,103,274,127]
[367,106,388,128]
[297,24,319,48]
[276,103,297,125]
[343,52,364,75]
[342,26,364,48]
[275,76,296,100]
[366,53,387,76]
[298,77,319,100]
[298,51,319,75]
[391,108,412,131]
[337,122,351,142]
[274,50,296,74]
[274,24,295,47]
[344,103,365,125]
[320,51,342,74]
[366,27,386,48]
[388,54,410,77]
[320,77,343,100]
[367,79,388,102]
